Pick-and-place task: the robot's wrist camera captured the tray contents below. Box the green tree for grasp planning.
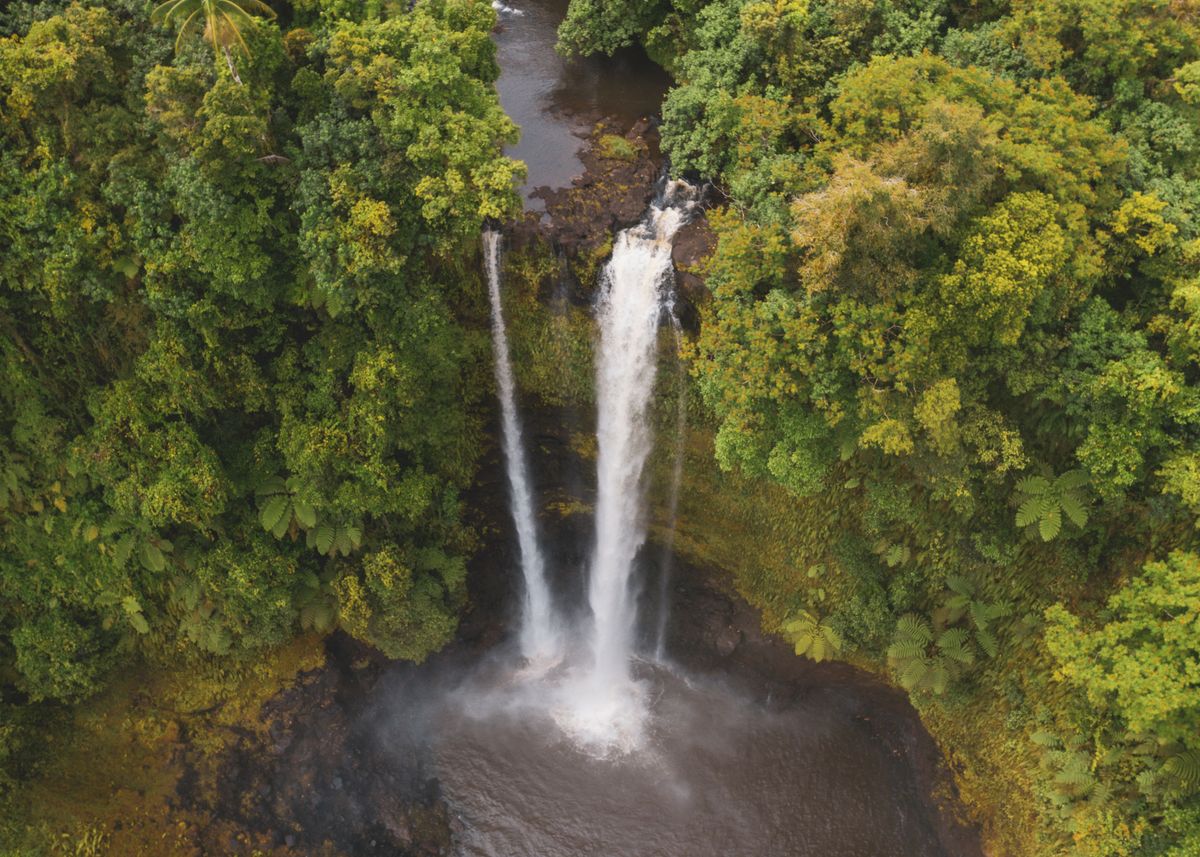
[1045,551,1200,746]
[150,0,277,82]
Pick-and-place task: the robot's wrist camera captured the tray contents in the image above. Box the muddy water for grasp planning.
[432,663,949,857]
[491,0,671,206]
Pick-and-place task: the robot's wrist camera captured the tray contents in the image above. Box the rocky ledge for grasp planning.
[508,117,716,315]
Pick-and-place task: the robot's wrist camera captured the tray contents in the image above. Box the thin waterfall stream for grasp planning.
[483,229,561,663]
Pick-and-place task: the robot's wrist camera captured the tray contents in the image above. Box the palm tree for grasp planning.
[151,0,276,83]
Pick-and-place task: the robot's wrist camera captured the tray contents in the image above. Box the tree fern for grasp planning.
[1014,469,1090,541]
[784,610,843,662]
[1162,749,1200,794]
[937,575,1009,658]
[887,614,975,695]
[256,476,319,540]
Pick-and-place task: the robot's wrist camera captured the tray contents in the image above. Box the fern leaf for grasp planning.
[1059,493,1088,528]
[313,524,334,555]
[255,476,287,497]
[1016,496,1043,528]
[929,661,950,695]
[793,631,815,657]
[895,614,933,645]
[975,627,999,658]
[260,495,290,533]
[888,639,927,661]
[1039,507,1062,541]
[898,658,928,690]
[938,628,975,665]
[1055,756,1094,790]
[1163,750,1200,793]
[292,500,317,529]
[945,575,973,597]
[810,635,828,662]
[274,506,293,539]
[820,623,842,653]
[1015,475,1049,496]
[1055,469,1090,491]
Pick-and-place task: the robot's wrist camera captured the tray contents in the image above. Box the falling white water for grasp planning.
[483,230,560,663]
[653,318,687,662]
[558,180,700,749]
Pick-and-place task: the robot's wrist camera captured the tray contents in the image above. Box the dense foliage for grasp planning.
[4,0,1199,852]
[0,0,518,817]
[559,0,1200,854]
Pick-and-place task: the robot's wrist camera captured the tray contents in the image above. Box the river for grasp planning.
[491,0,671,207]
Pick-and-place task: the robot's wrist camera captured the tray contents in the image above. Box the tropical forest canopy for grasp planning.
[0,0,519,814]
[0,0,1198,854]
[556,0,1200,854]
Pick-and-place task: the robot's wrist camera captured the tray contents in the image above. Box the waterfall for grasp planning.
[564,180,699,745]
[653,318,687,662]
[483,230,560,663]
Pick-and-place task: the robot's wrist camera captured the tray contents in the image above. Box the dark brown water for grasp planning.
[352,512,977,857]
[432,662,950,857]
[491,0,671,206]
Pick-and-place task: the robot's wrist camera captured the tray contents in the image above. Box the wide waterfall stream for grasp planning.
[481,182,700,753]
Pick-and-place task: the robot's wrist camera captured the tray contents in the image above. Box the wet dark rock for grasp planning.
[531,118,663,253]
[509,118,665,281]
[174,635,453,857]
[714,624,743,656]
[670,213,716,330]
[505,116,714,332]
